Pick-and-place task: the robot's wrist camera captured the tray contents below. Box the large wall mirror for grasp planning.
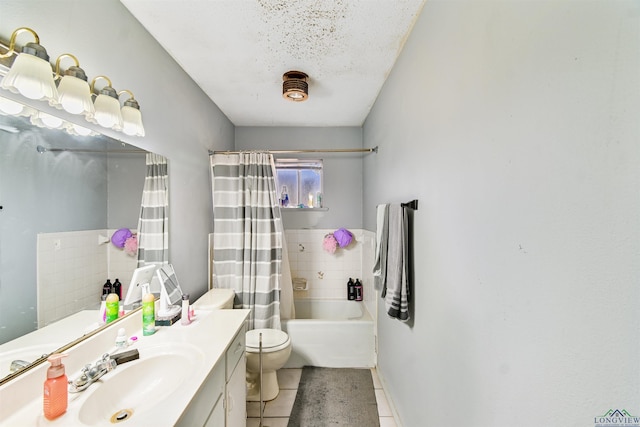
[0,93,156,383]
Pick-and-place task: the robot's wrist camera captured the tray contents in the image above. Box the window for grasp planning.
[275,159,323,208]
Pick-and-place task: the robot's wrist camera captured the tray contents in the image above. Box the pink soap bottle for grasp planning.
[43,353,68,420]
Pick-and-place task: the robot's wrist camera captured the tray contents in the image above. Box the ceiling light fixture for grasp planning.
[282,71,309,102]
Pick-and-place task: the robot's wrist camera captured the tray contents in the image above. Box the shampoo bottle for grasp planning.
[142,291,156,336]
[43,353,68,420]
[102,279,112,296]
[347,278,356,300]
[113,278,122,300]
[105,293,119,323]
[355,279,363,301]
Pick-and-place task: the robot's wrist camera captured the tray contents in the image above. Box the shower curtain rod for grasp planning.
[36,145,147,154]
[211,146,378,155]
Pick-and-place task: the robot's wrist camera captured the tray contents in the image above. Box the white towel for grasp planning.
[373,204,388,291]
[382,204,410,322]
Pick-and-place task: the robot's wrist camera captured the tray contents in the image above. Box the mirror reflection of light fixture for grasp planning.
[90,75,123,130]
[52,53,94,117]
[66,122,97,137]
[30,110,65,129]
[283,71,309,102]
[0,96,32,117]
[119,90,145,137]
[0,27,58,102]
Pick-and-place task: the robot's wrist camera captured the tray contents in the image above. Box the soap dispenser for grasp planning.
[43,353,68,420]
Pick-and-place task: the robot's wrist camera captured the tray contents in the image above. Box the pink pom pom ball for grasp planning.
[322,234,338,254]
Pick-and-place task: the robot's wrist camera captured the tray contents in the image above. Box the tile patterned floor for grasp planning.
[247,368,397,427]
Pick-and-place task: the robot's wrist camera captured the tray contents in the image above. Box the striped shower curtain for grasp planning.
[137,153,169,267]
[211,152,282,330]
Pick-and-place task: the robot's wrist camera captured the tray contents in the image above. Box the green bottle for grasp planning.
[105,293,119,323]
[142,292,155,336]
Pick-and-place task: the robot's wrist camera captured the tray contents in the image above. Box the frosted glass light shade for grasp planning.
[92,93,122,129]
[66,122,95,136]
[30,111,65,129]
[0,96,32,116]
[54,75,94,116]
[0,53,58,101]
[121,105,145,136]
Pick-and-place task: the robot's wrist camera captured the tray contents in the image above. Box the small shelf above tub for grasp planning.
[281,207,328,212]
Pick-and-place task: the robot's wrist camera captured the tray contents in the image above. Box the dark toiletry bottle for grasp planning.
[347,278,356,300]
[355,279,363,301]
[113,279,122,300]
[102,279,112,296]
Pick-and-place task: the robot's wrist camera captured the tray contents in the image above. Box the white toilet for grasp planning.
[191,288,235,310]
[245,328,292,401]
[193,289,291,401]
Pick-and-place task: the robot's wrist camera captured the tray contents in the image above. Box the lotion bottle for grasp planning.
[105,293,119,323]
[142,290,156,336]
[43,353,68,420]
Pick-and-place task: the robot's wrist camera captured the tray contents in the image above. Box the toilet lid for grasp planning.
[246,329,290,353]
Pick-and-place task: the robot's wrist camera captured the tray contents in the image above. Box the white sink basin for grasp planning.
[76,343,204,425]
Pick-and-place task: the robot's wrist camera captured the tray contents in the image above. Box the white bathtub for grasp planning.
[282,299,375,368]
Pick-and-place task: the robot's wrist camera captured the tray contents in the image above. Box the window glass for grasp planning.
[275,159,323,208]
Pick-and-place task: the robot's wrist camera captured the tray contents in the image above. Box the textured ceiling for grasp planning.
[121,0,425,126]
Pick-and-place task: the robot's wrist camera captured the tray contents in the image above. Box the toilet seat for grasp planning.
[246,329,290,353]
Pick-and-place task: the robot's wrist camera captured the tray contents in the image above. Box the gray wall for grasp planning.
[235,127,364,229]
[364,1,639,426]
[2,0,234,304]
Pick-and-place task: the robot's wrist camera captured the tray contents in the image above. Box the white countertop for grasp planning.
[0,308,249,426]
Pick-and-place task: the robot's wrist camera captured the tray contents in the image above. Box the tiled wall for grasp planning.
[37,229,138,327]
[285,229,375,307]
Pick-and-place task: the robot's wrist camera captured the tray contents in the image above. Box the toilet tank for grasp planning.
[192,288,235,309]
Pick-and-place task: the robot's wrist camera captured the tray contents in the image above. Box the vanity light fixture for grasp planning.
[0,27,58,102]
[119,90,145,137]
[90,76,123,130]
[282,71,309,102]
[0,96,32,117]
[52,53,94,117]
[30,110,65,129]
[66,123,97,137]
[0,26,145,137]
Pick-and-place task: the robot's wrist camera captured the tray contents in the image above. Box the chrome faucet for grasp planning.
[68,353,116,393]
[9,360,30,373]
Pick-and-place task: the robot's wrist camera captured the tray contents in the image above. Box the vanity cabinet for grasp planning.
[225,326,247,426]
[179,322,247,427]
